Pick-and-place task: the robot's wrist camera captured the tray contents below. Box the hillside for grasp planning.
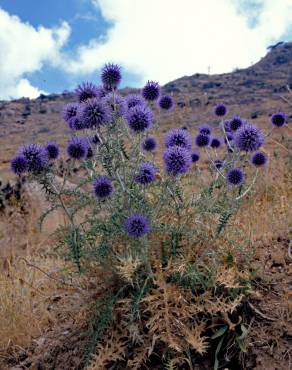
[0,42,291,181]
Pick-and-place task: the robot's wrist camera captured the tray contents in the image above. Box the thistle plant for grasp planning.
[10,64,289,366]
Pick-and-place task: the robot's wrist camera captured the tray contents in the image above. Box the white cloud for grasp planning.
[0,8,70,99]
[14,79,47,99]
[1,1,291,99]
[63,0,292,85]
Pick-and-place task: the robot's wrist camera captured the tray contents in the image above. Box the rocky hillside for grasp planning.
[0,42,291,181]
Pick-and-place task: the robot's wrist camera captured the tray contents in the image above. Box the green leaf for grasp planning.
[211,325,228,339]
[236,324,248,353]
[214,336,224,370]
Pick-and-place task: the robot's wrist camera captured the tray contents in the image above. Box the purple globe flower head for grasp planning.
[224,120,231,132]
[142,81,160,101]
[63,102,79,123]
[165,128,192,150]
[215,103,227,117]
[91,134,101,145]
[70,117,86,131]
[271,111,287,128]
[67,137,89,160]
[18,144,48,173]
[229,116,243,131]
[142,137,157,152]
[93,176,113,199]
[75,82,100,102]
[224,133,234,145]
[11,156,27,175]
[191,150,200,163]
[135,162,157,185]
[46,141,59,160]
[96,86,108,99]
[101,63,122,90]
[123,213,150,238]
[104,93,127,117]
[158,95,173,110]
[86,147,93,159]
[77,98,111,129]
[195,133,210,147]
[126,94,145,109]
[214,159,224,169]
[227,168,245,186]
[163,145,192,176]
[234,123,264,152]
[210,136,223,149]
[198,124,212,135]
[126,104,154,133]
[251,151,268,167]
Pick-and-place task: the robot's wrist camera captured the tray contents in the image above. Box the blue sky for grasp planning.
[0,0,119,94]
[0,0,291,99]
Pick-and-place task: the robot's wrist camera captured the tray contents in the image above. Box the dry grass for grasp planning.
[0,256,73,354]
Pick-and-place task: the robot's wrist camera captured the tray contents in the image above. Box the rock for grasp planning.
[177,101,186,108]
[270,250,286,267]
[202,81,221,89]
[189,98,201,107]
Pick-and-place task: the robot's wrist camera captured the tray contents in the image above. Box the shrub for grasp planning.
[10,64,288,368]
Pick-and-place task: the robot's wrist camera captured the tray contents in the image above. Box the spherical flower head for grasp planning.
[96,86,108,99]
[75,82,100,102]
[104,93,127,117]
[215,103,227,117]
[227,168,245,186]
[163,145,192,176]
[271,112,287,128]
[191,150,200,163]
[251,151,268,167]
[18,144,48,173]
[123,214,150,238]
[224,120,231,132]
[198,124,212,135]
[77,98,111,129]
[165,128,192,150]
[224,133,234,145]
[86,147,93,159]
[135,162,157,185]
[70,117,86,131]
[67,137,89,160]
[93,176,113,199]
[126,94,145,109]
[63,102,79,123]
[11,156,27,175]
[101,63,121,90]
[142,81,160,101]
[158,95,173,110]
[229,116,243,131]
[46,141,59,160]
[126,104,154,133]
[195,133,210,147]
[234,123,264,152]
[210,136,222,149]
[142,137,157,152]
[91,134,101,145]
[214,159,224,169]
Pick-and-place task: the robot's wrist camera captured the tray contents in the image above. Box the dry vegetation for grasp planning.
[1,125,290,369]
